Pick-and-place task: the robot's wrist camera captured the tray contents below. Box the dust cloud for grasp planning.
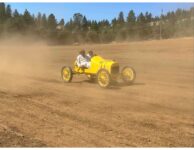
[0,36,53,93]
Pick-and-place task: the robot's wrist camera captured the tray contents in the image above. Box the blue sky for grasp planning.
[6,3,194,22]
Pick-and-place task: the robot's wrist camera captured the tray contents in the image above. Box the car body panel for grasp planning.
[73,55,120,80]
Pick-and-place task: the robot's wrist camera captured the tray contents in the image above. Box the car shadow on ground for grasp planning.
[24,76,145,90]
[72,80,145,90]
[109,82,145,90]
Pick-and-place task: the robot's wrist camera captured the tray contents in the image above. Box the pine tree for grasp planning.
[0,3,6,23]
[23,9,34,26]
[82,16,88,32]
[127,10,136,38]
[6,4,12,18]
[36,12,42,27]
[145,12,152,23]
[73,13,83,32]
[59,19,64,26]
[47,13,57,42]
[91,20,98,32]
[47,13,57,31]
[0,3,193,44]
[118,11,125,25]
[13,9,19,18]
[42,14,47,28]
[10,9,25,33]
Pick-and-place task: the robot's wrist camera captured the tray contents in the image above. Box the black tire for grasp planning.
[61,66,73,82]
[97,69,111,88]
[121,66,136,84]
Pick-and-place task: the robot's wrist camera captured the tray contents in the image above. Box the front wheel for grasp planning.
[61,66,73,82]
[97,69,111,88]
[121,66,136,84]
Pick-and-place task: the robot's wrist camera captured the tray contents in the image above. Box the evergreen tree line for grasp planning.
[0,3,193,44]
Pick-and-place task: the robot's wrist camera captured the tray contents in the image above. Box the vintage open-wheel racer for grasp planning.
[61,55,136,88]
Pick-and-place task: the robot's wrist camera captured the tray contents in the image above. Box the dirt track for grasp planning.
[0,37,193,147]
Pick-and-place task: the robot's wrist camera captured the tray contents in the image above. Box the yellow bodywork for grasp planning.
[73,55,119,79]
[61,55,135,87]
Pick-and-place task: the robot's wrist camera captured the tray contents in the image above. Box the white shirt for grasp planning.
[76,54,89,67]
[86,54,92,61]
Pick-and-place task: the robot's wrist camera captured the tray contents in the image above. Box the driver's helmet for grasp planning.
[88,50,94,57]
[79,50,86,57]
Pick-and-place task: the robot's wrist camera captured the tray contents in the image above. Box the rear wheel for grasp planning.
[61,66,73,82]
[121,66,136,84]
[97,69,111,88]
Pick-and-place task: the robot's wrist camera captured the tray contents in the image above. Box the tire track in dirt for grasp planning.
[0,37,193,146]
[0,124,46,147]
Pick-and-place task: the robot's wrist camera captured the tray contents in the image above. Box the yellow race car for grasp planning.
[61,55,136,88]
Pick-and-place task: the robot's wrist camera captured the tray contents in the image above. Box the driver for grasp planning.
[76,50,90,68]
[86,50,94,61]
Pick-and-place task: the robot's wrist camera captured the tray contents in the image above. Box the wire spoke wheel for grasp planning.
[121,66,136,84]
[97,69,111,88]
[61,66,73,82]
